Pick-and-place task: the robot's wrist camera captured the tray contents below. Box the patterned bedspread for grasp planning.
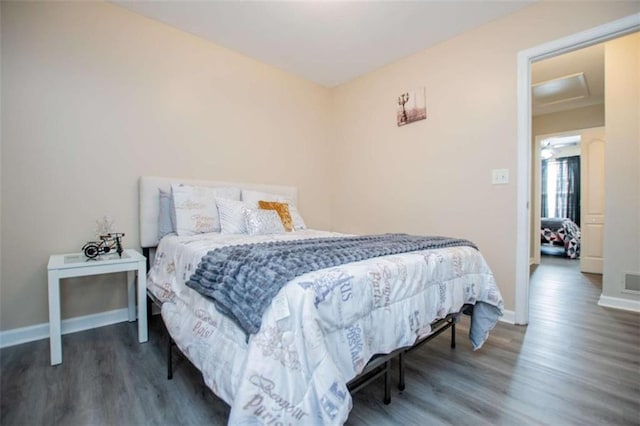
[148,230,504,425]
[541,217,581,259]
[187,234,477,335]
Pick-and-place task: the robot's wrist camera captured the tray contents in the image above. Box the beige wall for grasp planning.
[330,1,639,311]
[0,2,332,330]
[533,104,605,138]
[1,1,639,333]
[603,33,640,301]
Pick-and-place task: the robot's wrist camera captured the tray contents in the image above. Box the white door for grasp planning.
[580,127,605,274]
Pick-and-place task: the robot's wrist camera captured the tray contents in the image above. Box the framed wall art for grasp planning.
[397,88,427,126]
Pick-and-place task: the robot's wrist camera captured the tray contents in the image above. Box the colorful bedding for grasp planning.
[147,230,504,425]
[541,217,581,259]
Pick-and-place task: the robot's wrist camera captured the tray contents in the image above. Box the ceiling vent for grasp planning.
[532,72,590,106]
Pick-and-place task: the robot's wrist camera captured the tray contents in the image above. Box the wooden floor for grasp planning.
[1,256,639,425]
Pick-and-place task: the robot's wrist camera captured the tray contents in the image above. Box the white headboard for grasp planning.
[139,176,298,248]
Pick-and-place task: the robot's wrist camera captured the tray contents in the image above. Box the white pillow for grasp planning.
[286,205,307,231]
[244,208,286,235]
[241,189,306,230]
[171,184,240,236]
[216,198,251,234]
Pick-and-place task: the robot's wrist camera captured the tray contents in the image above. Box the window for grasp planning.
[541,156,581,225]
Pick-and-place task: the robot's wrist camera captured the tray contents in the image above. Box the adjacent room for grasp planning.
[530,42,606,269]
[1,1,639,425]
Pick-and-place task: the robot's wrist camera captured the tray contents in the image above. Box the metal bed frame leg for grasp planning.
[146,295,153,324]
[398,352,405,391]
[451,322,456,349]
[383,361,391,405]
[143,247,176,382]
[167,336,174,380]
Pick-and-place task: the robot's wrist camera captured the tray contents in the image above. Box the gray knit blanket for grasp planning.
[186,234,477,335]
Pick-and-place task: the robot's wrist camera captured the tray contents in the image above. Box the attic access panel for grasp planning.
[532,72,589,106]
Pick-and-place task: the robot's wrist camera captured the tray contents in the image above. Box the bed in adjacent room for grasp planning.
[540,217,581,259]
[139,176,504,425]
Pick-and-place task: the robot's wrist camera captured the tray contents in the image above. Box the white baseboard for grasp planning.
[1,303,516,348]
[499,309,516,324]
[598,295,640,312]
[0,308,130,349]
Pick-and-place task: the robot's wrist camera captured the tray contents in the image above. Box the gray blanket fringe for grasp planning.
[187,233,477,335]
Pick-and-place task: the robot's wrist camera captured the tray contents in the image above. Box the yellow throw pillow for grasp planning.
[258,200,294,232]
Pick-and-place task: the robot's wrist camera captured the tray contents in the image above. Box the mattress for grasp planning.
[147,230,504,425]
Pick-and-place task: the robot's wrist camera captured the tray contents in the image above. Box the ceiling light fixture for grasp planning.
[541,134,581,148]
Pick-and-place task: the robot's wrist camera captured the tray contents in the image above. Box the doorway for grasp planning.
[515,14,640,325]
[531,126,607,276]
[529,41,609,277]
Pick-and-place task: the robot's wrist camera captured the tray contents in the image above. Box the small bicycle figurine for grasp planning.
[82,233,125,259]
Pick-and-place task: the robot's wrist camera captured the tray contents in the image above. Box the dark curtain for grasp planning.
[565,156,581,226]
[542,155,581,226]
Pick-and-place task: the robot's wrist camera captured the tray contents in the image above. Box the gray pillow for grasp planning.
[158,189,175,240]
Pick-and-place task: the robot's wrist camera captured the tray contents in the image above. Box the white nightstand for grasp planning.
[47,249,148,365]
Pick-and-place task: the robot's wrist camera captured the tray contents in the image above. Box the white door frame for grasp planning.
[515,13,640,325]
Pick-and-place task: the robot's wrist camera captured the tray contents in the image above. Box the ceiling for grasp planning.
[113,0,534,87]
[531,43,605,116]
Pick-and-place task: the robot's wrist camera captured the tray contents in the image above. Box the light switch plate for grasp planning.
[492,169,509,184]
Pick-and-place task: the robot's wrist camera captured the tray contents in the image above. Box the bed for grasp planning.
[139,176,504,425]
[540,217,581,259]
